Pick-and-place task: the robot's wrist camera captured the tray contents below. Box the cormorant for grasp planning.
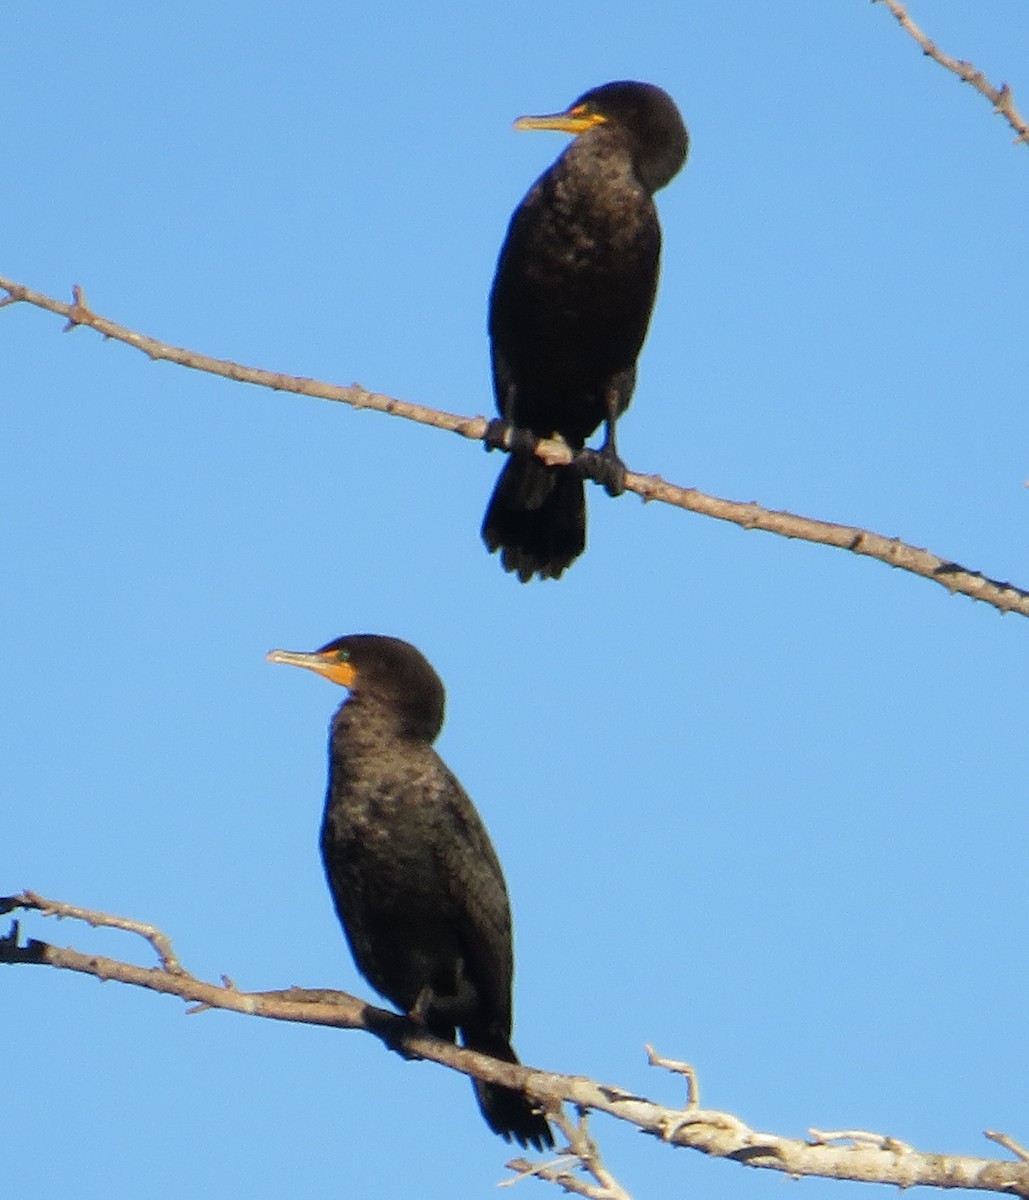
[267,633,553,1150]
[482,80,688,582]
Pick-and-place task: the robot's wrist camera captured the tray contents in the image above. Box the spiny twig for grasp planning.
[0,889,184,972]
[985,1132,1029,1164]
[3,274,1028,620]
[3,893,1029,1197]
[873,0,1029,145]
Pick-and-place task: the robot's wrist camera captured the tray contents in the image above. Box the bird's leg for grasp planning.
[597,416,627,496]
[409,985,436,1025]
[575,407,628,497]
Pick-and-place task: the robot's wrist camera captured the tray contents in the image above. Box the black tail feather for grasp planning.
[481,455,586,583]
[463,1029,553,1151]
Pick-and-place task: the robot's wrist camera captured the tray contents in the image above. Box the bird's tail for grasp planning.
[481,454,586,583]
[462,1027,553,1151]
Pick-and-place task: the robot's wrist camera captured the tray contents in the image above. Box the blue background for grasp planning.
[4,4,1028,1198]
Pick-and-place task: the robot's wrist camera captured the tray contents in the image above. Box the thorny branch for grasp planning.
[2,275,1028,619]
[3,892,1029,1198]
[873,0,1029,145]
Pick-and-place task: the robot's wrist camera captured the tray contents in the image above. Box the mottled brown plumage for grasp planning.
[267,634,552,1150]
[483,80,688,581]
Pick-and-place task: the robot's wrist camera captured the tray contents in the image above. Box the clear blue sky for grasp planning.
[4,4,1029,1198]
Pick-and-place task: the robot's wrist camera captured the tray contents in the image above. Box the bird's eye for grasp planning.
[335,649,350,662]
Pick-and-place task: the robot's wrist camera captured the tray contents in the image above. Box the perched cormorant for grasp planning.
[482,80,688,582]
[267,633,553,1150]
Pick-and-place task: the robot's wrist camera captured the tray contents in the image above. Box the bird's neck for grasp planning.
[329,695,428,771]
[562,129,651,198]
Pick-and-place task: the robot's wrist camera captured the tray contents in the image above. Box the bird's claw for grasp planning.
[483,418,540,458]
[574,447,627,497]
[483,418,509,453]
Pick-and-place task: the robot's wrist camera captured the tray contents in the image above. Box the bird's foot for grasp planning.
[483,418,538,456]
[363,1007,423,1060]
[574,446,627,497]
[483,418,509,452]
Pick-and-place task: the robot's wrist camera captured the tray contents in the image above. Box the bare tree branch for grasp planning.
[645,1043,700,1107]
[986,1132,1029,1165]
[3,274,1027,619]
[872,0,1029,145]
[4,892,1028,1198]
[507,1110,633,1200]
[10,889,186,973]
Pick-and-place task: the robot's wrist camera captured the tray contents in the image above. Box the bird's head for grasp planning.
[267,634,446,740]
[514,80,688,193]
